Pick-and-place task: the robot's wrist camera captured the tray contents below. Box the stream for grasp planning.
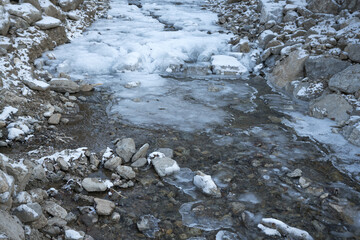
[38,0,360,238]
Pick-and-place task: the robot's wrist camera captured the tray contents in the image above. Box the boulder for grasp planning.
[152,157,180,177]
[13,203,42,223]
[258,0,285,24]
[5,3,42,25]
[270,49,309,88]
[131,157,147,168]
[346,44,360,63]
[116,166,136,179]
[104,156,122,171]
[49,78,80,93]
[305,56,351,80]
[309,94,353,123]
[23,0,41,10]
[328,64,360,94]
[82,178,112,192]
[43,201,67,219]
[35,16,61,29]
[5,162,31,192]
[94,198,115,216]
[258,30,276,49]
[0,209,25,240]
[307,0,340,14]
[115,138,136,163]
[131,143,149,162]
[57,0,84,12]
[0,6,10,35]
[22,79,50,91]
[39,0,63,20]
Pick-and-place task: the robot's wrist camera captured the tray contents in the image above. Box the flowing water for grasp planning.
[39,0,360,238]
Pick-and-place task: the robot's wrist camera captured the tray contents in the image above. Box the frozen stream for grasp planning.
[39,0,360,238]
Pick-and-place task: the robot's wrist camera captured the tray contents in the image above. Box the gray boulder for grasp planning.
[0,6,10,35]
[82,178,111,192]
[131,143,149,162]
[307,0,340,14]
[49,78,80,93]
[328,64,360,94]
[305,56,351,80]
[104,156,122,171]
[48,113,61,125]
[131,157,147,168]
[346,44,360,63]
[5,3,42,25]
[57,0,84,12]
[152,157,180,177]
[0,209,25,240]
[116,166,136,179]
[115,138,136,163]
[309,94,353,123]
[94,198,115,216]
[13,203,42,223]
[23,0,41,10]
[43,201,67,219]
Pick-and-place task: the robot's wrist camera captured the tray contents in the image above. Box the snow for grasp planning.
[164,162,180,175]
[261,218,313,240]
[36,16,61,25]
[36,147,87,165]
[15,191,33,204]
[0,106,18,120]
[7,128,25,140]
[102,147,113,161]
[65,229,83,240]
[257,223,281,236]
[193,171,218,195]
[147,151,165,164]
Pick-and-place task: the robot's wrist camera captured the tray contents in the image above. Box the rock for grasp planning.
[94,198,115,216]
[270,49,309,88]
[155,148,174,158]
[152,157,180,177]
[14,191,32,205]
[65,229,85,240]
[39,0,63,19]
[49,78,80,93]
[23,0,41,10]
[260,218,313,240]
[211,55,247,75]
[13,203,42,223]
[230,202,245,214]
[283,10,298,22]
[342,122,360,146]
[35,16,61,29]
[0,6,10,36]
[328,64,360,94]
[305,56,351,80]
[309,94,353,123]
[346,44,360,63]
[258,0,285,24]
[56,157,69,171]
[30,214,48,229]
[287,169,302,178]
[137,215,160,238]
[5,163,31,192]
[258,30,276,49]
[5,3,42,25]
[22,79,50,91]
[29,188,48,203]
[115,138,136,163]
[104,156,122,171]
[0,170,9,193]
[299,177,311,188]
[58,0,84,12]
[131,157,147,168]
[0,209,25,240]
[48,113,61,125]
[111,212,120,222]
[31,165,47,182]
[131,143,149,162]
[43,201,67,219]
[82,178,112,192]
[116,166,136,179]
[193,171,221,197]
[307,0,340,14]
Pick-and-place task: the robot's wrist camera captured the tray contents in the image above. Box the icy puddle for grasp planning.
[38,0,360,238]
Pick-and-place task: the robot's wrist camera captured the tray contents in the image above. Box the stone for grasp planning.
[56,157,69,171]
[283,10,298,22]
[5,163,30,192]
[22,79,50,91]
[328,65,360,94]
[82,178,111,192]
[258,0,285,24]
[31,165,47,182]
[230,202,245,214]
[48,113,61,125]
[29,188,48,203]
[116,166,136,179]
[39,0,63,19]
[0,209,25,240]
[5,3,42,24]
[43,201,67,219]
[193,171,221,197]
[13,203,42,223]
[131,157,147,168]
[115,138,136,163]
[310,94,353,123]
[299,177,311,188]
[342,122,360,146]
[0,170,9,193]
[287,169,302,178]
[30,214,48,229]
[0,6,10,36]
[137,215,160,238]
[346,44,360,63]
[35,16,61,29]
[14,191,32,205]
[49,78,80,93]
[58,0,84,12]
[24,0,41,9]
[270,49,309,88]
[104,156,122,171]
[131,143,149,162]
[155,148,174,158]
[307,0,340,14]
[211,55,247,75]
[111,212,120,222]
[305,56,351,80]
[65,229,85,240]
[94,198,115,216]
[152,157,180,177]
[258,30,276,49]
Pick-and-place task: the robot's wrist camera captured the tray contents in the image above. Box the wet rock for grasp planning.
[104,156,122,171]
[49,78,80,93]
[137,215,160,238]
[305,56,351,80]
[48,113,61,125]
[270,49,309,88]
[152,157,180,177]
[0,209,25,240]
[287,169,302,178]
[309,94,353,123]
[65,229,85,240]
[0,6,10,36]
[193,171,221,197]
[81,178,112,192]
[115,138,136,163]
[131,157,147,168]
[5,3,42,24]
[94,198,115,216]
[328,65,360,94]
[35,16,61,29]
[13,203,42,223]
[346,44,360,63]
[131,143,149,162]
[116,166,136,179]
[307,0,340,14]
[43,200,67,219]
[58,0,84,12]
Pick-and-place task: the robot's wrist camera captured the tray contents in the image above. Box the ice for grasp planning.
[238,192,260,204]
[163,168,199,199]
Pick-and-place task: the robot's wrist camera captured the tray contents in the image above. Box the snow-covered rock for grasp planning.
[58,0,84,12]
[13,203,42,223]
[39,0,63,20]
[65,229,85,240]
[211,55,247,75]
[152,157,180,177]
[35,16,61,29]
[193,171,221,197]
[260,218,313,240]
[5,3,42,25]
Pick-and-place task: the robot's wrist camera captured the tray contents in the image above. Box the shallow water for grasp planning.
[39,0,360,238]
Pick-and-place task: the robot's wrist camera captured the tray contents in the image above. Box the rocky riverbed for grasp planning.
[1,0,360,239]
